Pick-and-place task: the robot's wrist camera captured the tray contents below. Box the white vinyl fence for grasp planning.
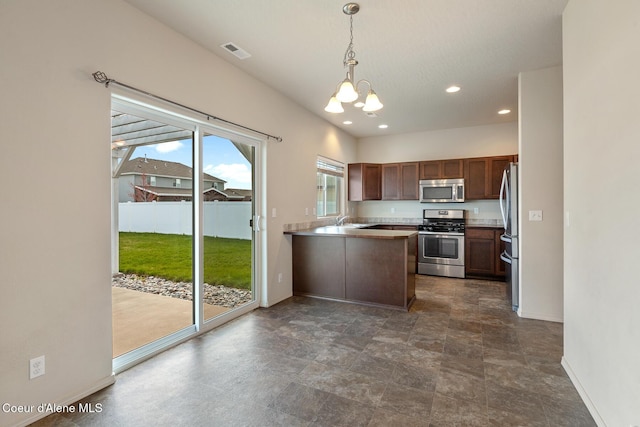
[118,201,252,240]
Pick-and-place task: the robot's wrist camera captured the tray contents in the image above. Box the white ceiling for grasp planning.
[123,0,568,138]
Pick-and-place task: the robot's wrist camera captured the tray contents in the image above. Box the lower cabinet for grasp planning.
[465,228,505,280]
[291,234,417,310]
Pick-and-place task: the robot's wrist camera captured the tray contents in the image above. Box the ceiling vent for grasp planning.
[365,112,378,118]
[220,42,251,60]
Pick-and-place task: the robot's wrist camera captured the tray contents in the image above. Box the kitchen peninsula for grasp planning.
[284,225,417,311]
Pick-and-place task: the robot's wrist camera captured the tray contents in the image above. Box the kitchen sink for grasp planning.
[317,224,374,232]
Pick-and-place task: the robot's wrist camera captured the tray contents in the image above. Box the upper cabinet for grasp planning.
[464,155,514,200]
[348,163,381,201]
[419,159,464,180]
[348,154,515,202]
[382,162,419,200]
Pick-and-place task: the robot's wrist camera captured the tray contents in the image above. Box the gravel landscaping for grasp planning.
[112,273,252,308]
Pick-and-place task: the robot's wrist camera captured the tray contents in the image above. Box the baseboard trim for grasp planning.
[517,309,563,323]
[11,374,116,427]
[561,356,606,427]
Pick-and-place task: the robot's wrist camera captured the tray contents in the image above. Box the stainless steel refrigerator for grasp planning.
[499,162,519,311]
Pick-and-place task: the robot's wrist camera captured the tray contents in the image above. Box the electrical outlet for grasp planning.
[271,207,276,218]
[305,207,309,216]
[473,207,479,214]
[278,273,283,283]
[390,207,395,213]
[30,355,45,379]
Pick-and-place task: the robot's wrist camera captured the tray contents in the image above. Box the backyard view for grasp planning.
[111,106,256,360]
[118,232,252,290]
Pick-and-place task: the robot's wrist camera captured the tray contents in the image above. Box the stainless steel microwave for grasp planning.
[419,178,465,203]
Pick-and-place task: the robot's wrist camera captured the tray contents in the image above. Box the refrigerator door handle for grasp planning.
[500,251,512,264]
[499,169,508,229]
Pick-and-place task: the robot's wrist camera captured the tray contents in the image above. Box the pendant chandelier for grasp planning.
[324,3,383,114]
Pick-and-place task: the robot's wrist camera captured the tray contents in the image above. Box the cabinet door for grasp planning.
[488,156,513,198]
[363,164,382,200]
[382,163,400,200]
[348,163,381,201]
[464,158,488,200]
[465,228,496,276]
[464,156,513,199]
[419,161,441,180]
[400,162,419,200]
[441,159,464,178]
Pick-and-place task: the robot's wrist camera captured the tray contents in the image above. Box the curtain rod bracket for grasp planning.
[91,70,283,142]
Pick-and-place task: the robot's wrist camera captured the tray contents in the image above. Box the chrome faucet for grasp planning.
[336,215,349,226]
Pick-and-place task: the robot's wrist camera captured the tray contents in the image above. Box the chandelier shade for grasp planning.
[336,77,359,103]
[325,3,383,115]
[362,90,383,112]
[324,94,345,113]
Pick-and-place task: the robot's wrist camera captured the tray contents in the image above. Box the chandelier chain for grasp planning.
[343,15,356,66]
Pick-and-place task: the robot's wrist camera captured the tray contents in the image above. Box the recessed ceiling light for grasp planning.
[498,109,511,115]
[446,85,461,93]
[354,101,365,108]
[378,124,388,129]
[343,121,353,125]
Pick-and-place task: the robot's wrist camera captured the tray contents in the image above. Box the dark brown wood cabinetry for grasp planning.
[465,227,505,279]
[419,159,464,179]
[381,164,399,200]
[290,231,417,311]
[348,163,381,201]
[348,155,515,202]
[382,162,419,200]
[463,155,513,200]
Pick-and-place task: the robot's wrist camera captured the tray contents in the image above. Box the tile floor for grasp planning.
[32,275,595,426]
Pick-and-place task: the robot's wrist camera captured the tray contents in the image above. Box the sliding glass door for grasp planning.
[110,95,261,372]
[200,132,255,323]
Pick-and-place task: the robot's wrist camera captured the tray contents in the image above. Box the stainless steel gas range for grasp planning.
[417,209,466,278]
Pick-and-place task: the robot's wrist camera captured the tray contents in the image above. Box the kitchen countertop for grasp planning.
[466,219,503,228]
[284,225,417,240]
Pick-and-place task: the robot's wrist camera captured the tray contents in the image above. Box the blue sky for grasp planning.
[131,135,252,189]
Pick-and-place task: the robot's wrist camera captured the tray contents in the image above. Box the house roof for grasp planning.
[225,188,252,199]
[135,185,245,200]
[120,157,224,183]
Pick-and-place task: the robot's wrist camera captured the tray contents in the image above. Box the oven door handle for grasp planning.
[418,232,465,237]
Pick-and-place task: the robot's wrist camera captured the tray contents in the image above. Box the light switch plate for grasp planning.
[529,210,543,221]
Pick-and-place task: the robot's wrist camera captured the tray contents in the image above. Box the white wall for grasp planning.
[357,122,517,162]
[563,0,640,424]
[0,1,355,425]
[518,66,564,322]
[354,123,518,221]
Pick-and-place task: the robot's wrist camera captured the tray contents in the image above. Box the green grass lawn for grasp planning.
[119,232,252,290]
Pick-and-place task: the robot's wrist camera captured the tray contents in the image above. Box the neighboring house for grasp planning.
[116,156,249,202]
[224,188,252,202]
